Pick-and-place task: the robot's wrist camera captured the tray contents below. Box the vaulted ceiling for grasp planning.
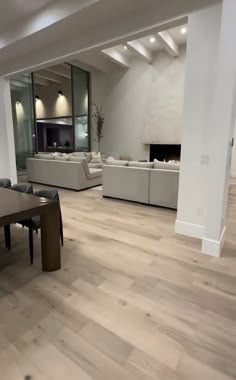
[0,0,221,77]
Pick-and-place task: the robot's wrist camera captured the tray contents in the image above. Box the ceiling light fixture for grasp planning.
[58,90,63,96]
[181,27,187,35]
[150,37,156,43]
[123,45,127,50]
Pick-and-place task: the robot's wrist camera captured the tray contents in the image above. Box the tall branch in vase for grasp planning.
[92,104,104,152]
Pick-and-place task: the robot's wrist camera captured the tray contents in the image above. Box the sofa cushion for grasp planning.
[84,152,91,162]
[128,161,154,169]
[35,153,54,160]
[154,159,180,171]
[69,156,84,163]
[106,160,128,166]
[88,162,103,169]
[91,152,102,163]
[54,155,70,161]
[87,168,102,179]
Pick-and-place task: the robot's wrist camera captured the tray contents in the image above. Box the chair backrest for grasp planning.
[11,183,33,194]
[34,189,59,201]
[0,178,11,188]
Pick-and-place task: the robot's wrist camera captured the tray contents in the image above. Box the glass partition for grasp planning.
[10,74,35,175]
[72,66,90,152]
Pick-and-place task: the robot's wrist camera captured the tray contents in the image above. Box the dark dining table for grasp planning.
[0,188,61,271]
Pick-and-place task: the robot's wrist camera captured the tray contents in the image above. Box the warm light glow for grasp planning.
[123,45,127,50]
[181,27,187,35]
[150,37,156,43]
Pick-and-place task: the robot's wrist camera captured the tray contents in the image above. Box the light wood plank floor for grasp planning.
[0,182,236,380]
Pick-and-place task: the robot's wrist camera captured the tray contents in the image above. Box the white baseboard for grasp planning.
[175,220,204,239]
[201,227,226,257]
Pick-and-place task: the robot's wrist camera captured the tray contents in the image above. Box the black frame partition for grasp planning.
[32,63,91,153]
[71,64,91,152]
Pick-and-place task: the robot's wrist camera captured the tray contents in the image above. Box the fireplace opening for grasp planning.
[150,144,181,162]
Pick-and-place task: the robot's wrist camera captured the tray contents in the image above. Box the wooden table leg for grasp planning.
[40,202,61,272]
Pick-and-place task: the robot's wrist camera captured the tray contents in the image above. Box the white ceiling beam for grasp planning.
[156,31,179,57]
[45,66,71,79]
[33,77,49,87]
[127,40,152,63]
[101,48,129,69]
[34,71,62,84]
[10,80,27,88]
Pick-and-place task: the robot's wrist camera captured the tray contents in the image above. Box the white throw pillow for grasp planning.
[128,161,154,169]
[90,152,102,163]
[71,152,85,158]
[105,160,128,167]
[154,159,180,171]
[51,152,62,157]
[105,156,115,162]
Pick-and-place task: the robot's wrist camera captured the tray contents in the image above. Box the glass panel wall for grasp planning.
[10,74,35,175]
[72,66,90,152]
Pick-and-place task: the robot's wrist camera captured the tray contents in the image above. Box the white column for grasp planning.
[175,4,222,239]
[202,0,236,256]
[0,78,17,183]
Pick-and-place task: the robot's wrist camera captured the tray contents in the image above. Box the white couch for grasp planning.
[27,157,102,191]
[103,160,180,209]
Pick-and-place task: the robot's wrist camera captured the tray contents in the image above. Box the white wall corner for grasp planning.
[175,220,204,239]
[201,226,226,257]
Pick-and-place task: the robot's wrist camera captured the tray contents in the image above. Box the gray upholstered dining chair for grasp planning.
[11,183,33,194]
[18,189,63,264]
[0,178,11,250]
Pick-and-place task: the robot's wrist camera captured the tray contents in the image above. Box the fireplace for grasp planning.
[150,144,181,162]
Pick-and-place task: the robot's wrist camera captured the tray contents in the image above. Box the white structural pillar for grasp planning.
[176,3,223,240]
[0,78,17,183]
[176,0,236,257]
[202,0,236,256]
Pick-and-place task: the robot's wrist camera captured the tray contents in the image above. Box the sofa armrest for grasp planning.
[150,169,179,209]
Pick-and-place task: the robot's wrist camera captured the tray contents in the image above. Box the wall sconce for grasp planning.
[16,100,20,104]
[35,95,40,101]
[58,90,63,96]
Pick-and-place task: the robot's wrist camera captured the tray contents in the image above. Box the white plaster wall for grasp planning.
[231,124,236,177]
[0,78,17,182]
[143,47,186,144]
[95,48,186,160]
[101,59,151,160]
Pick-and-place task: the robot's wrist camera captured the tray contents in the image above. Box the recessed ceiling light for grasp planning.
[181,27,187,35]
[150,37,156,43]
[123,45,127,50]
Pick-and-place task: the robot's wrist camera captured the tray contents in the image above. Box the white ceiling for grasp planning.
[0,0,55,34]
[0,0,220,77]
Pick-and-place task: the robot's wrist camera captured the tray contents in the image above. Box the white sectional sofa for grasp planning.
[103,159,180,209]
[27,154,102,191]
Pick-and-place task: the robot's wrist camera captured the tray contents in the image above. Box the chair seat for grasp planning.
[20,216,41,230]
